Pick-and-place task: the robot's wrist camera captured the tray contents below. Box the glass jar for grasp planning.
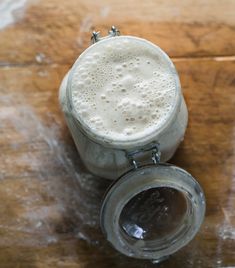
[59,26,205,261]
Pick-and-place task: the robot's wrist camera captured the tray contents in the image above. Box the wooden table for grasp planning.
[0,0,235,267]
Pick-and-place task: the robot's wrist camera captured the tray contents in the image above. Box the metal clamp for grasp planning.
[126,143,161,169]
[91,26,120,44]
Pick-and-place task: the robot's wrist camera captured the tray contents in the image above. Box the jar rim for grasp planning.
[67,36,182,149]
[100,163,206,259]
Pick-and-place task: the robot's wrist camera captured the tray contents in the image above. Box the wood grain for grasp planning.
[0,0,235,267]
[0,0,235,65]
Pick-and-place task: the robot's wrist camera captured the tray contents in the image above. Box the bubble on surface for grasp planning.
[70,36,177,141]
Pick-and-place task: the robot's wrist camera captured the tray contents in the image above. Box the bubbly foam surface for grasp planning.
[70,36,178,142]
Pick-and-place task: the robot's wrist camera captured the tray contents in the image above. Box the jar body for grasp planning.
[58,33,205,261]
[59,71,188,180]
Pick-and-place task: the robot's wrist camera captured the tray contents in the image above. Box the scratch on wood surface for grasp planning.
[76,15,93,47]
[100,6,110,18]
[172,55,235,62]
[215,124,235,265]
[76,6,111,47]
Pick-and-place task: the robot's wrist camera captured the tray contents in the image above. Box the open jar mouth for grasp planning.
[66,36,182,149]
[119,187,190,248]
[100,164,206,259]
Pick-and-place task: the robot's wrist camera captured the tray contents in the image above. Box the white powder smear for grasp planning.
[0,0,28,30]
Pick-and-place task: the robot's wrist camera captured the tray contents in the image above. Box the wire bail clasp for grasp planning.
[126,143,161,169]
[91,26,120,44]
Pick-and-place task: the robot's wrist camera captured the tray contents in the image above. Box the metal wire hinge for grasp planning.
[91,26,120,44]
[126,143,161,169]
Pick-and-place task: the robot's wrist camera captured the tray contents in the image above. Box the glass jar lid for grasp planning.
[100,163,205,260]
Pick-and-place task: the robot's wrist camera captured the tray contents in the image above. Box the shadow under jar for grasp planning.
[59,26,206,262]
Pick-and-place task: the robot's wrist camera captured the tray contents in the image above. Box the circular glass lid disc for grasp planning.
[100,164,206,260]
